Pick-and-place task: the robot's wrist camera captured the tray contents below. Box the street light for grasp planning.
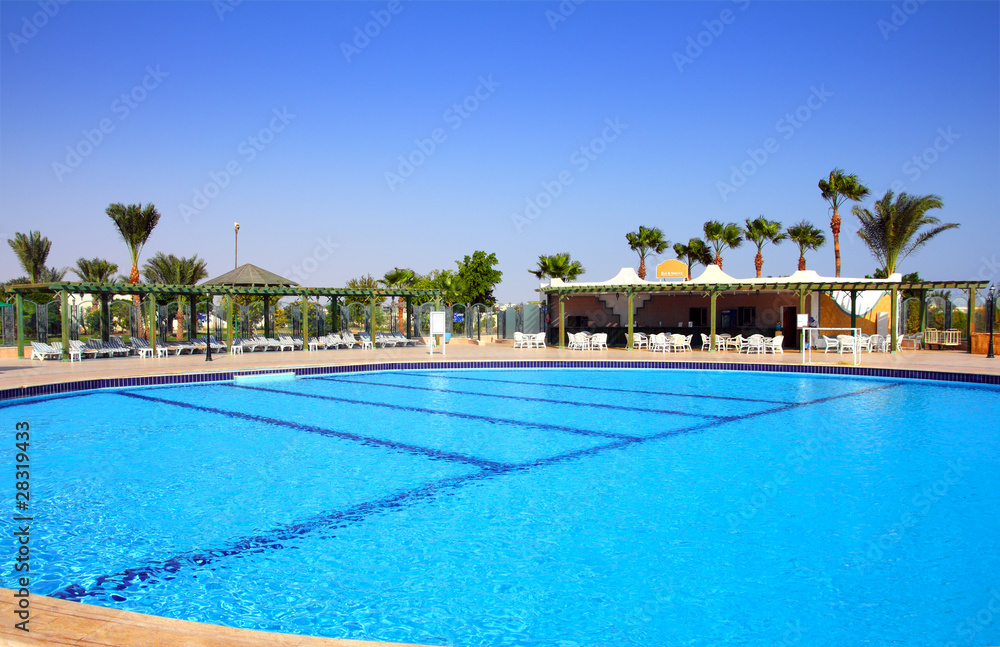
[988,284,996,359]
[234,222,240,269]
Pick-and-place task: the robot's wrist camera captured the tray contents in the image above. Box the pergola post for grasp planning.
[558,293,565,349]
[890,285,899,354]
[227,295,234,351]
[967,285,975,353]
[264,299,272,338]
[709,290,719,352]
[101,294,111,342]
[302,294,310,351]
[850,289,857,330]
[15,293,24,359]
[369,296,376,346]
[60,289,70,361]
[331,296,340,334]
[406,296,412,339]
[147,295,157,356]
[626,290,634,351]
[187,297,195,341]
[918,288,927,338]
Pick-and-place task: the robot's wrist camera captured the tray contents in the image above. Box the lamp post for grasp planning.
[988,284,996,359]
[234,222,240,269]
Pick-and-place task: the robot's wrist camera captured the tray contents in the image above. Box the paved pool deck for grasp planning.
[1,342,997,646]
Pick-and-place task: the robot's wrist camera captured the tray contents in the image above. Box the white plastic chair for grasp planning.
[633,333,648,350]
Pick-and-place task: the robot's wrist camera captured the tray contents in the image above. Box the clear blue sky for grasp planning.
[2,0,998,302]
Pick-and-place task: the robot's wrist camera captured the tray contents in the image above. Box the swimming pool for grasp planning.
[3,368,998,646]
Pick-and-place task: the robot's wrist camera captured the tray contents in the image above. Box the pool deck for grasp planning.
[1,342,997,646]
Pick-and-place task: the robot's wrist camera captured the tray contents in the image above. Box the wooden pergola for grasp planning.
[539,278,990,353]
[8,281,444,360]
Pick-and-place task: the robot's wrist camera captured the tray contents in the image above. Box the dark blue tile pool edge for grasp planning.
[2,360,998,403]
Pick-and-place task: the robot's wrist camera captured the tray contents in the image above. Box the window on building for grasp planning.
[738,307,756,327]
[689,307,708,327]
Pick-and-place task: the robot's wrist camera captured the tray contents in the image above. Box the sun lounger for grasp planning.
[30,341,61,360]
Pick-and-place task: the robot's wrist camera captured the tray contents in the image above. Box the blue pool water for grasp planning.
[2,368,999,646]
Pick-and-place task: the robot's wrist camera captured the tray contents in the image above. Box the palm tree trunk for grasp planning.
[715,255,723,269]
[798,254,807,271]
[754,252,763,278]
[831,209,841,278]
[637,257,646,280]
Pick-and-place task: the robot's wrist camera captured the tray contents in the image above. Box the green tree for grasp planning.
[72,257,119,284]
[142,252,209,336]
[819,168,870,277]
[529,253,585,281]
[852,191,957,276]
[673,238,713,281]
[106,202,161,290]
[787,220,826,271]
[456,250,502,305]
[381,267,417,331]
[703,220,743,270]
[343,273,380,306]
[7,231,54,283]
[625,226,669,280]
[744,216,786,278]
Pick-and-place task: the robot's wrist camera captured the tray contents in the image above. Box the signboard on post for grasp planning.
[655,259,688,280]
[797,314,809,328]
[429,310,446,355]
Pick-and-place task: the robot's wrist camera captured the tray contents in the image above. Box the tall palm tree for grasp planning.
[381,267,417,332]
[673,238,713,280]
[702,221,743,270]
[72,257,119,284]
[625,226,669,280]
[787,220,827,271]
[852,191,957,276]
[142,252,209,337]
[106,202,161,299]
[529,253,585,281]
[819,168,869,277]
[744,216,787,278]
[7,231,53,283]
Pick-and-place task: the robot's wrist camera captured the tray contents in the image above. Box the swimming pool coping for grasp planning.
[2,358,997,402]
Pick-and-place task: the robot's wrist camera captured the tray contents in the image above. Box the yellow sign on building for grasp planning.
[655,259,688,280]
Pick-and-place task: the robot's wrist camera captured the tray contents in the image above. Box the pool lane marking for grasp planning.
[52,381,904,603]
[117,391,510,471]
[317,376,732,420]
[366,371,795,405]
[227,383,639,441]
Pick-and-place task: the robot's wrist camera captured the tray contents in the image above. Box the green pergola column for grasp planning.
[626,290,634,351]
[101,294,111,342]
[302,294,310,351]
[967,286,974,353]
[406,296,412,338]
[15,293,24,359]
[264,298,272,338]
[147,295,157,356]
[709,290,719,352]
[59,290,70,361]
[369,296,376,345]
[227,295,234,351]
[187,297,195,341]
[331,296,340,334]
[558,294,565,349]
[890,285,899,354]
[918,288,927,338]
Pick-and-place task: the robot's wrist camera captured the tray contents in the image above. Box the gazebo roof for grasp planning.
[201,263,299,287]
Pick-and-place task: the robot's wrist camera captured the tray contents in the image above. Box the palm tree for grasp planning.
[7,231,53,283]
[673,238,713,280]
[529,253,585,281]
[625,226,669,280]
[72,257,119,284]
[142,252,209,337]
[702,220,743,270]
[106,202,161,300]
[381,267,417,332]
[819,168,870,277]
[787,220,827,271]
[852,191,957,276]
[744,216,787,278]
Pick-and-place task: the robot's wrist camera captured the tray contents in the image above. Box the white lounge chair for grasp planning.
[30,341,61,360]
